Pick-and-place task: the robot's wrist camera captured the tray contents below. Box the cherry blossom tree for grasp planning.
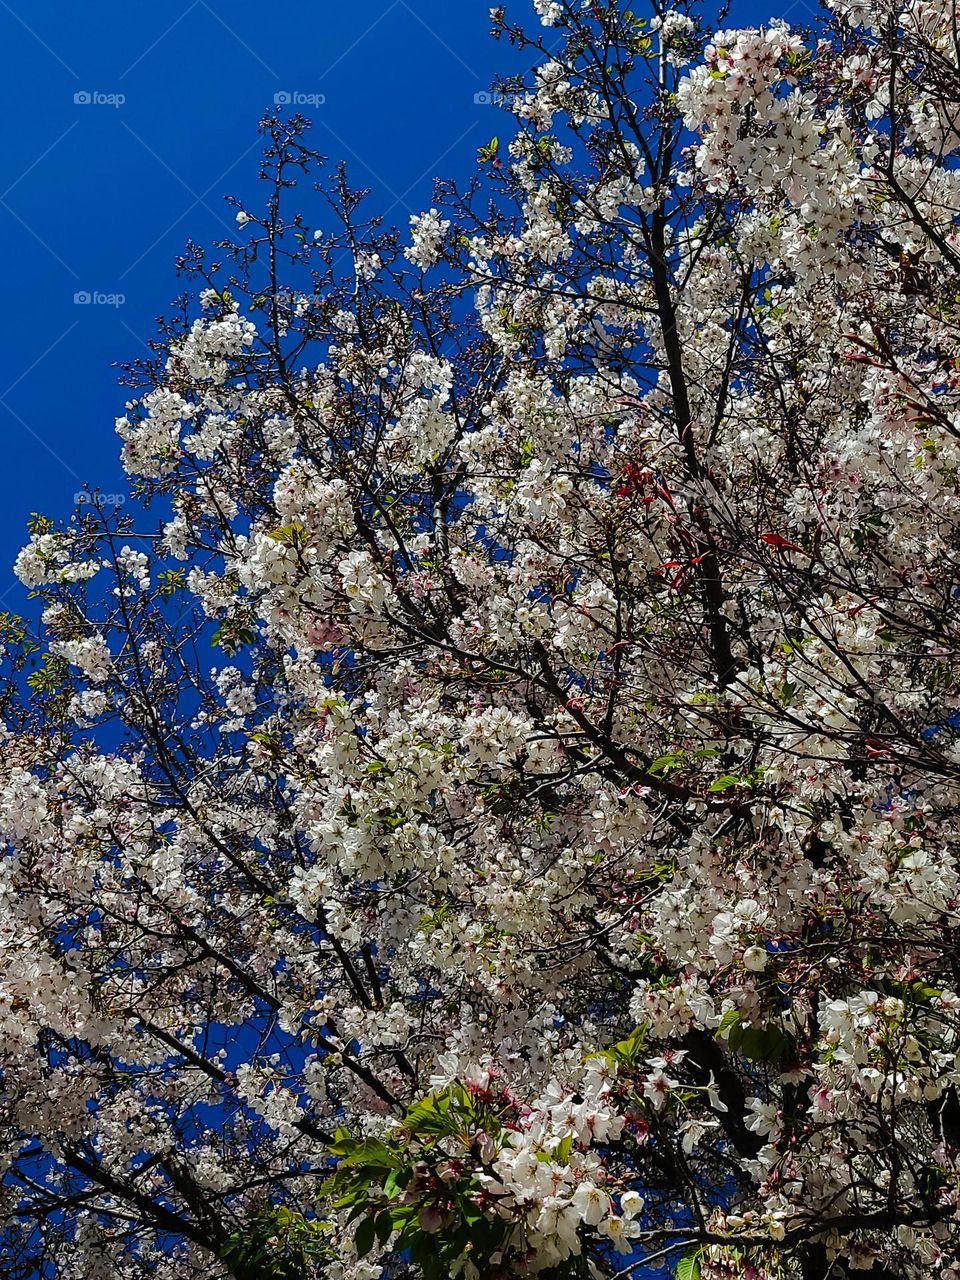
[3,0,960,1276]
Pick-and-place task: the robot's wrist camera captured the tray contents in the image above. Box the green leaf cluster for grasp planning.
[219,1206,332,1280]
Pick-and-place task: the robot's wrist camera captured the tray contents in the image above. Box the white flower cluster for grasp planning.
[405,208,450,269]
[171,309,257,385]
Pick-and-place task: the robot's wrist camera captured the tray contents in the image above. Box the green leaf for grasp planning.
[647,750,683,776]
[675,1250,702,1280]
[266,521,307,547]
[605,1024,648,1068]
[337,1137,397,1169]
[708,774,741,792]
[354,1214,376,1258]
[554,1134,574,1164]
[725,1020,793,1065]
[717,1008,741,1037]
[382,1167,411,1199]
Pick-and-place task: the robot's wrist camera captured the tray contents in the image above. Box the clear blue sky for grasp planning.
[0,0,784,610]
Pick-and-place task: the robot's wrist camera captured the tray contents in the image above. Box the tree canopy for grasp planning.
[3,0,960,1277]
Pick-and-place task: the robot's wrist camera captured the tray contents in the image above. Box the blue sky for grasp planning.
[0,0,787,612]
[0,0,522,601]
